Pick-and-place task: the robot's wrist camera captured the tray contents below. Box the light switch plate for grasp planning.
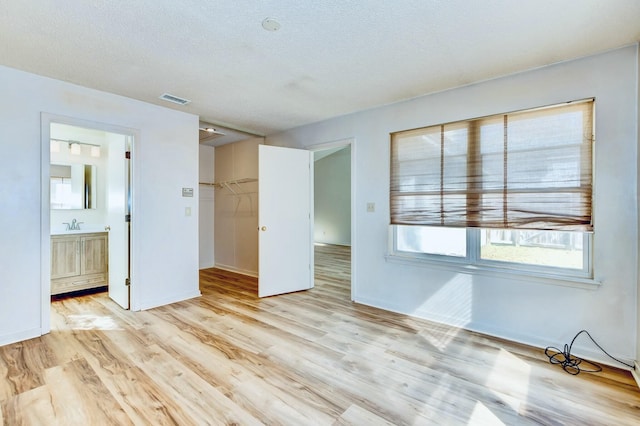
[366,202,375,212]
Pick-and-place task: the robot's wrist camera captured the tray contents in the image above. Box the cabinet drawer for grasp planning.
[51,273,107,295]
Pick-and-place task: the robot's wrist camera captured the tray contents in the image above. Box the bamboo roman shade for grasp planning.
[390,100,594,231]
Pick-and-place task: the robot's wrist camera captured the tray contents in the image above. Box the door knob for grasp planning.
[261,226,267,231]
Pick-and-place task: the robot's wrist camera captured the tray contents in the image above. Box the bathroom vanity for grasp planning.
[51,231,108,295]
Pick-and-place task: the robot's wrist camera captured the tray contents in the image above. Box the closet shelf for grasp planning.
[200,178,257,215]
[199,177,257,186]
[199,178,257,196]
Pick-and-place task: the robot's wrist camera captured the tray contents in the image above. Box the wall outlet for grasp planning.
[366,202,375,213]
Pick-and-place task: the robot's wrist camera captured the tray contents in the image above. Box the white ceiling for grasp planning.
[1,1,639,137]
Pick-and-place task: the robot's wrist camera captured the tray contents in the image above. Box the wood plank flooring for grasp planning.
[1,244,639,425]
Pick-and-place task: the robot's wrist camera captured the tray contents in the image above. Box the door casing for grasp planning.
[307,138,356,301]
[40,113,138,333]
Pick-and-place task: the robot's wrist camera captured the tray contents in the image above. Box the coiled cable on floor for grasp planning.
[545,330,635,375]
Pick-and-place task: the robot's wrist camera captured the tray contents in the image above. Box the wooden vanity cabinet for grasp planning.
[51,232,108,295]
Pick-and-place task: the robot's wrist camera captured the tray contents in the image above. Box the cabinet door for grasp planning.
[51,236,81,279]
[81,234,108,275]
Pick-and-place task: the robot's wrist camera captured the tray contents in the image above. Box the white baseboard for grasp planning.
[353,295,637,371]
[214,264,258,278]
[137,290,201,311]
[0,328,42,347]
[631,362,640,390]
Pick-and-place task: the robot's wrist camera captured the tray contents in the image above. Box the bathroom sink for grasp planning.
[51,225,109,235]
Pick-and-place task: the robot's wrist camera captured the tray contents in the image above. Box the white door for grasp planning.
[106,134,130,309]
[258,145,313,297]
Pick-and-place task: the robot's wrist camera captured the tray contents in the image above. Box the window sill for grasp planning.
[385,253,601,290]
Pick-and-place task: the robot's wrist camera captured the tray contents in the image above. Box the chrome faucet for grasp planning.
[63,219,83,231]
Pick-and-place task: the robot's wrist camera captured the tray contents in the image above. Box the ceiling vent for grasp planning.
[159,93,191,105]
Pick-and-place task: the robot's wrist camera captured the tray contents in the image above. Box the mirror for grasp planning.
[50,163,97,209]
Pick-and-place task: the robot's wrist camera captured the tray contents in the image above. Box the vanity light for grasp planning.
[52,138,102,157]
[70,143,82,155]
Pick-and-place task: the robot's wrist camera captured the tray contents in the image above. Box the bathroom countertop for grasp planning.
[51,225,109,235]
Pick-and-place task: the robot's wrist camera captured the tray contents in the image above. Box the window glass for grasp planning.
[396,225,466,257]
[480,229,585,270]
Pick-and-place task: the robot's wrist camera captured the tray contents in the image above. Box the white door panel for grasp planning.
[107,134,129,308]
[258,145,313,297]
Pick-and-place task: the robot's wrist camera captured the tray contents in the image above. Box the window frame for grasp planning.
[472,227,592,278]
[389,226,596,287]
[388,99,597,287]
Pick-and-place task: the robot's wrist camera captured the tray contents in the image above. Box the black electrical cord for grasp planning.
[545,330,635,375]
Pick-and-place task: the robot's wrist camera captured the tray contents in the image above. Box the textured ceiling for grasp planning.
[1,1,639,136]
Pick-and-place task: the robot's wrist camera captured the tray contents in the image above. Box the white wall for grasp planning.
[314,146,351,245]
[0,65,200,346]
[637,47,640,377]
[268,45,639,366]
[199,145,215,269]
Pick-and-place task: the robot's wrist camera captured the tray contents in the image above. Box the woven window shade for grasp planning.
[390,100,594,231]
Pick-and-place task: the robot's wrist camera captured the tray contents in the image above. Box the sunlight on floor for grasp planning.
[469,401,506,425]
[66,314,122,330]
[413,274,472,351]
[485,348,531,412]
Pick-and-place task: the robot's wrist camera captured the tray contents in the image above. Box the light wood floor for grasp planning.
[1,244,639,425]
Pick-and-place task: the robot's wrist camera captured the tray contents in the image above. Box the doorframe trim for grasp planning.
[307,138,356,301]
[40,113,138,333]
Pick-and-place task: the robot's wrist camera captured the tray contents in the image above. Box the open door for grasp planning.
[258,145,313,297]
[106,133,131,309]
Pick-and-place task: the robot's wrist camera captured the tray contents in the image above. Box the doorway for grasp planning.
[41,114,135,333]
[310,139,355,300]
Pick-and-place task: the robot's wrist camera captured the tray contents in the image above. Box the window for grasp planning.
[390,100,594,279]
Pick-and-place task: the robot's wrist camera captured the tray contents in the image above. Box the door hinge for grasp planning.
[125,278,131,287]
[125,151,131,159]
[125,214,131,222]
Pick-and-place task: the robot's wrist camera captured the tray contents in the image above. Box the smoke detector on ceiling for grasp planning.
[262,17,281,31]
[159,93,191,105]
